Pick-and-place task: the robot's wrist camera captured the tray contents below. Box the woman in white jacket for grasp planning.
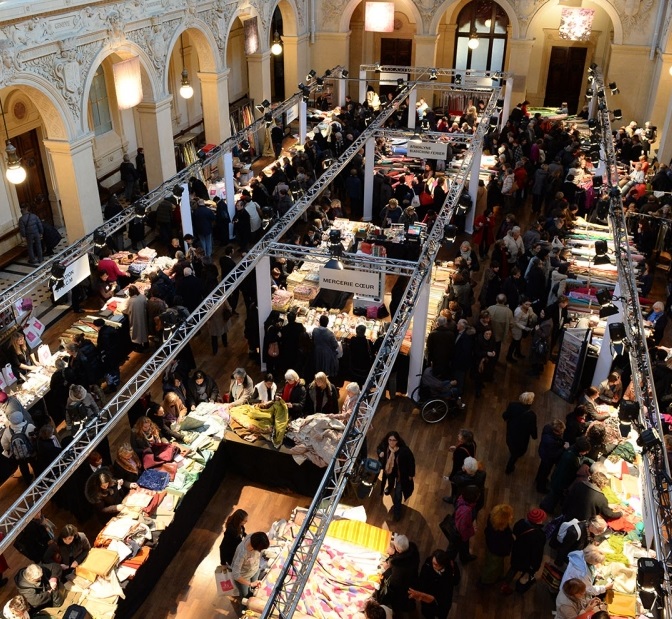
[559,547,612,598]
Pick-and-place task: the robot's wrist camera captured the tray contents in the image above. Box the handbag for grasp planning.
[267,341,280,358]
[439,512,459,542]
[540,562,562,594]
[515,571,536,594]
[214,565,239,597]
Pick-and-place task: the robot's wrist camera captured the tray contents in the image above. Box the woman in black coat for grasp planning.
[524,257,548,316]
[378,431,416,521]
[277,370,307,418]
[472,328,497,397]
[502,392,538,474]
[34,424,63,477]
[219,508,248,566]
[186,370,220,409]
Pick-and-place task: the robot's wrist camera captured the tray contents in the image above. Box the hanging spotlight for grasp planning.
[255,99,271,114]
[179,34,194,99]
[93,229,107,249]
[596,88,605,98]
[0,98,26,184]
[264,111,273,127]
[50,262,67,291]
[429,68,438,81]
[608,322,626,343]
[613,109,623,120]
[325,228,344,270]
[454,74,462,85]
[637,427,662,453]
[598,102,607,111]
[491,71,502,80]
[496,98,504,110]
[443,224,458,244]
[609,82,619,95]
[341,69,349,78]
[596,197,610,220]
[240,140,250,152]
[374,64,381,73]
[306,69,317,82]
[316,77,324,91]
[594,239,611,265]
[589,62,598,72]
[271,31,283,56]
[420,119,430,132]
[489,115,499,128]
[396,77,405,91]
[586,88,594,100]
[467,32,480,49]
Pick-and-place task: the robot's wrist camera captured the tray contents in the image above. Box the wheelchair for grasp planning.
[409,375,465,423]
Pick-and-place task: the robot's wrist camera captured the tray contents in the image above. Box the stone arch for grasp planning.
[6,78,74,141]
[430,0,520,39]
[167,20,222,81]
[270,0,300,37]
[338,0,425,35]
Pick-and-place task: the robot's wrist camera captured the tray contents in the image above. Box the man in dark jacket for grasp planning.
[535,419,567,493]
[377,534,419,614]
[156,194,176,247]
[562,472,623,522]
[175,267,204,314]
[218,245,239,313]
[14,563,64,612]
[541,436,592,513]
[425,316,455,379]
[502,392,538,474]
[94,319,122,393]
[192,199,216,257]
[119,154,139,201]
[19,206,43,265]
[280,313,308,378]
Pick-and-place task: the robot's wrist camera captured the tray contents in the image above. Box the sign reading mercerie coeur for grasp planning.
[319,267,379,295]
[407,141,448,160]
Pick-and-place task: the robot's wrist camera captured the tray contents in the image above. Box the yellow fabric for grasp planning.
[76,548,118,580]
[326,519,391,553]
[229,400,289,447]
[608,591,637,617]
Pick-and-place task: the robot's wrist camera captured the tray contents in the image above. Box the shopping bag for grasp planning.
[26,316,45,336]
[0,372,6,391]
[2,364,17,387]
[23,325,41,348]
[37,344,52,366]
[215,565,239,596]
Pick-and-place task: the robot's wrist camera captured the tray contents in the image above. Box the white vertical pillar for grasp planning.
[198,69,232,145]
[337,78,347,107]
[466,145,482,234]
[407,277,431,395]
[136,97,177,190]
[299,100,307,145]
[256,255,272,372]
[501,77,514,128]
[592,283,622,385]
[223,152,236,238]
[178,183,192,243]
[358,70,367,104]
[363,137,375,222]
[407,89,417,129]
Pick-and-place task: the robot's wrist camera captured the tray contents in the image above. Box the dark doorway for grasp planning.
[379,39,412,99]
[544,46,587,115]
[13,129,53,225]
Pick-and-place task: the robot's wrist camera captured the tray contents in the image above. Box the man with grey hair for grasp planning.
[503,226,524,267]
[228,368,254,407]
[486,294,513,360]
[14,563,63,611]
[425,315,455,379]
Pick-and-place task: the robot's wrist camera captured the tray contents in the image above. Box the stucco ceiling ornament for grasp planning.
[0,40,18,89]
[53,38,84,114]
[106,9,126,43]
[510,0,545,32]
[416,0,447,31]
[248,0,271,33]
[143,18,171,71]
[203,0,236,51]
[185,0,199,26]
[321,0,350,29]
[612,0,655,34]
[2,16,54,48]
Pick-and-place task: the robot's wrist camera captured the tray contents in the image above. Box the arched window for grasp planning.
[88,67,113,136]
[454,1,508,72]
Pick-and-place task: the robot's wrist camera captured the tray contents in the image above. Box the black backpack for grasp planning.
[9,425,35,461]
[14,520,52,562]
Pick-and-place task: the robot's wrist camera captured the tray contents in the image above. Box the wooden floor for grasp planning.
[0,203,664,618]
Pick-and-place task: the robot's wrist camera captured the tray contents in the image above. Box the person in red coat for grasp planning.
[472,208,496,260]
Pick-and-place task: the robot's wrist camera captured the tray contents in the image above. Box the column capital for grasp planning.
[246,50,272,63]
[281,33,311,44]
[43,132,95,156]
[197,68,231,83]
[136,96,173,115]
[508,38,536,49]
[311,31,350,43]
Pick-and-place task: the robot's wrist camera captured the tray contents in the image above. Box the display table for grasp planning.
[223,431,324,497]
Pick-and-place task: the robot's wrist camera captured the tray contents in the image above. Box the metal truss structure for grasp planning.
[0,75,424,553]
[593,68,672,614]
[359,64,512,81]
[373,127,476,144]
[259,88,499,619]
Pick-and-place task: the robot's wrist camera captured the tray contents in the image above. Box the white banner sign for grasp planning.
[286,104,299,124]
[319,267,379,295]
[407,141,448,160]
[53,254,91,300]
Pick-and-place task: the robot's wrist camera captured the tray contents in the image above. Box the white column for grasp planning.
[198,69,232,145]
[407,277,430,395]
[407,89,417,129]
[43,134,103,241]
[592,283,622,385]
[256,255,272,371]
[299,100,307,145]
[363,137,375,222]
[657,82,672,165]
[358,70,367,104]
[223,152,236,238]
[337,78,347,107]
[247,51,272,112]
[466,146,482,234]
[282,35,310,103]
[178,183,192,241]
[501,77,514,129]
[136,97,177,190]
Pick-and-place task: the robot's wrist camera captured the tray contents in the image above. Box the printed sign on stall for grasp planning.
[53,254,91,301]
[406,141,448,160]
[319,267,380,295]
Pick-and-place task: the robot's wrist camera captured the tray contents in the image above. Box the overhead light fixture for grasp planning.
[420,119,430,132]
[173,184,185,198]
[113,56,143,110]
[599,302,620,319]
[594,239,611,265]
[609,82,619,95]
[429,68,438,81]
[179,35,194,100]
[264,111,273,127]
[341,69,349,78]
[396,77,405,91]
[489,115,499,128]
[0,98,26,185]
[586,88,594,99]
[596,197,610,220]
[364,1,395,32]
[637,427,662,453]
[325,228,344,269]
[271,31,283,56]
[608,322,626,344]
[596,88,605,98]
[255,99,271,114]
[598,102,607,111]
[496,98,504,110]
[50,262,67,290]
[93,229,107,248]
[374,64,382,73]
[468,32,480,49]
[306,69,317,82]
[134,203,148,219]
[637,558,664,612]
[491,71,502,81]
[240,140,251,152]
[619,400,640,424]
[596,288,612,307]
[613,109,623,120]
[454,74,462,85]
[589,62,598,71]
[443,224,458,243]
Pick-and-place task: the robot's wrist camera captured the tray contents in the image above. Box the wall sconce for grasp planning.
[113,56,143,111]
[364,2,395,33]
[179,34,194,100]
[0,98,26,184]
[271,31,283,56]
[468,32,480,49]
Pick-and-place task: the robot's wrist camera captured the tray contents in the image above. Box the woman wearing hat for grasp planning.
[500,508,547,595]
[65,385,99,433]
